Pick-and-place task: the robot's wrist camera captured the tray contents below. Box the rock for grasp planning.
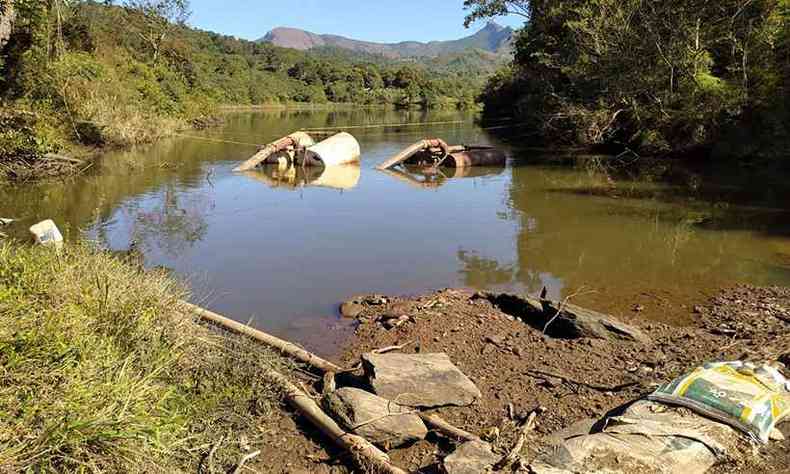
[545,418,597,446]
[481,292,650,343]
[381,315,410,330]
[484,335,505,347]
[443,440,499,474]
[339,301,365,318]
[29,219,64,248]
[325,388,427,448]
[541,300,651,343]
[0,218,14,226]
[362,353,482,408]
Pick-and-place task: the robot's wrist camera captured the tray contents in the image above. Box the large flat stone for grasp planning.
[443,440,499,474]
[362,353,481,408]
[324,387,427,448]
[481,292,650,343]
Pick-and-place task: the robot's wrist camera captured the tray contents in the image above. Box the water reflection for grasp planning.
[379,165,505,189]
[460,162,790,324]
[243,163,361,191]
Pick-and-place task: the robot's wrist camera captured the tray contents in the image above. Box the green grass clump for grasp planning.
[0,242,293,472]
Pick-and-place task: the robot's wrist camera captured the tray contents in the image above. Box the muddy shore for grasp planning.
[251,285,789,473]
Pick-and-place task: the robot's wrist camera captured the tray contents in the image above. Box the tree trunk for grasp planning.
[0,0,15,50]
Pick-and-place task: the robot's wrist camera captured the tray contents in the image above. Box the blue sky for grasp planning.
[188,1,525,42]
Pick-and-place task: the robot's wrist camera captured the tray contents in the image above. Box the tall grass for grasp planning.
[0,243,292,472]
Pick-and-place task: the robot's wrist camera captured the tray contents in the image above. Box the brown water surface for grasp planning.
[3,109,789,355]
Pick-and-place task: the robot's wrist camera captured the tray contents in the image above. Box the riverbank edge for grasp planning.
[333,286,790,473]
[2,235,788,472]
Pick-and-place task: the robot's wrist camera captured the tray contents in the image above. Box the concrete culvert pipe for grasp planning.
[300,132,361,167]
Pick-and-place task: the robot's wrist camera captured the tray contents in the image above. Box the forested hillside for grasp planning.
[469,0,790,159]
[0,0,491,178]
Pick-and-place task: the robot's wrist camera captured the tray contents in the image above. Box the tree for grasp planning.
[123,0,190,63]
[476,0,788,155]
[463,0,529,27]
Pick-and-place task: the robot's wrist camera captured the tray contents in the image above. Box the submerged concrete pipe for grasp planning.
[300,132,361,167]
[233,132,315,172]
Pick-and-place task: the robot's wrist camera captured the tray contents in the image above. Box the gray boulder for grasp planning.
[481,292,650,343]
[443,440,499,474]
[339,301,365,318]
[362,353,481,408]
[324,387,427,448]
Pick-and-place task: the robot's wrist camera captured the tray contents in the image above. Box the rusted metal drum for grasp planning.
[447,148,507,168]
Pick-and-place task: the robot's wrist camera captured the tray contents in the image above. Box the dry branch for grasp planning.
[419,414,480,442]
[266,370,408,474]
[183,302,343,374]
[494,411,537,470]
[527,369,640,393]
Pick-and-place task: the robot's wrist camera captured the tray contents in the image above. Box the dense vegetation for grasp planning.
[467,0,790,158]
[0,242,294,472]
[0,0,491,178]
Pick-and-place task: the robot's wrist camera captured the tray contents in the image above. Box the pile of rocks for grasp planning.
[322,350,502,473]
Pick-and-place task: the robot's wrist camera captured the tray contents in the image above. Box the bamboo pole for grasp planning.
[266,370,408,474]
[184,302,477,470]
[183,302,342,374]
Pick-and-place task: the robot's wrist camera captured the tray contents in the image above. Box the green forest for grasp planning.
[0,0,490,176]
[468,0,790,159]
[3,0,788,179]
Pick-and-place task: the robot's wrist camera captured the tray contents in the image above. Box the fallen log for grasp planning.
[183,302,342,374]
[266,369,408,474]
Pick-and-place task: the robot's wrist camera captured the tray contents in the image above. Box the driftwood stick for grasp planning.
[495,411,537,470]
[183,302,343,374]
[527,369,639,393]
[372,341,414,354]
[43,153,84,165]
[266,370,408,474]
[232,450,260,474]
[419,414,480,442]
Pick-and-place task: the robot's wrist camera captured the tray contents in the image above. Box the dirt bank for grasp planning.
[321,285,788,473]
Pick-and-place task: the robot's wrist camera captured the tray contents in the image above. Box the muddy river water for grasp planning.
[3,109,790,354]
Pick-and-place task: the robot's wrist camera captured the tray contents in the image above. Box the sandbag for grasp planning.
[649,361,790,443]
[531,400,740,474]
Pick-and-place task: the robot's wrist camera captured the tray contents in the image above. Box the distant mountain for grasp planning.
[259,22,514,59]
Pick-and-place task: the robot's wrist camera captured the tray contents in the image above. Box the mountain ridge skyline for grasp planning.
[259,21,514,59]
